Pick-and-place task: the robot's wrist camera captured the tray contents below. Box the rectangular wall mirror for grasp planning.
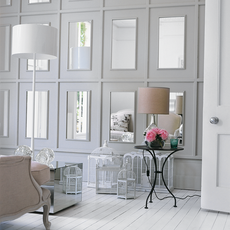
[111,19,137,70]
[0,90,9,137]
[158,17,185,69]
[27,59,49,71]
[68,21,92,70]
[110,92,135,143]
[0,25,10,72]
[26,91,48,139]
[0,0,11,6]
[66,91,90,141]
[29,0,50,3]
[158,92,184,145]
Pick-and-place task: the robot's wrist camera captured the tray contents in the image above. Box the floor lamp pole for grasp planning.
[11,24,58,160]
[31,53,36,160]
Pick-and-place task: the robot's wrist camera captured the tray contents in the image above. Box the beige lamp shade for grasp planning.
[175,95,183,114]
[12,24,57,59]
[138,87,169,114]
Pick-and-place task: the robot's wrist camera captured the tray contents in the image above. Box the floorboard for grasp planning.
[0,183,229,230]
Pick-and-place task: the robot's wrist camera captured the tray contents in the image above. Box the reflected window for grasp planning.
[26,91,48,139]
[66,91,90,140]
[158,17,185,69]
[68,21,92,70]
[0,25,10,71]
[111,19,136,70]
[0,90,9,137]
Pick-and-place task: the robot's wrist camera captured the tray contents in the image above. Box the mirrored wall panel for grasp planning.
[110,92,135,143]
[26,91,48,139]
[27,59,49,71]
[68,21,92,70]
[29,0,50,3]
[0,90,9,137]
[66,91,90,141]
[0,25,10,72]
[158,17,185,69]
[111,19,136,70]
[0,0,11,6]
[158,92,184,145]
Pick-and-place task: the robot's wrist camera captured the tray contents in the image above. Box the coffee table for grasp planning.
[36,161,83,214]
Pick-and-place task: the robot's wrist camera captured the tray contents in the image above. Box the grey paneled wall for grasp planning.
[0,0,204,189]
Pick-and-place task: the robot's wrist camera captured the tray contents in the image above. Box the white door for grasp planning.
[201,0,230,213]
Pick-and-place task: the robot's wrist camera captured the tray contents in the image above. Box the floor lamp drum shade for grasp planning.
[12,24,57,59]
[138,87,170,114]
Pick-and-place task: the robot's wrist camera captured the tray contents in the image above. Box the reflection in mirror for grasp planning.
[26,91,48,139]
[111,19,136,69]
[27,59,49,71]
[0,25,10,71]
[158,92,184,145]
[110,92,135,143]
[0,90,9,137]
[68,21,92,70]
[29,0,50,3]
[158,17,185,69]
[66,91,90,141]
[0,0,11,6]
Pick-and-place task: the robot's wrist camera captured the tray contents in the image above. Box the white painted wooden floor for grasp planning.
[1,183,230,230]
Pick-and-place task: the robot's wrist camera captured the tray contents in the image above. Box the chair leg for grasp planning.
[43,199,51,230]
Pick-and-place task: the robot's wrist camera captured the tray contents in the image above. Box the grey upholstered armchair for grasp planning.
[0,155,51,230]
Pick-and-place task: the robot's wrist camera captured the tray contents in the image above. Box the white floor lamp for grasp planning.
[12,24,58,160]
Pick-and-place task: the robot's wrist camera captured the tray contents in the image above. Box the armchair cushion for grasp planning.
[31,161,50,185]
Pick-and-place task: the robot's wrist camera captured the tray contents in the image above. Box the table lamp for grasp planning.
[12,24,58,160]
[138,87,170,135]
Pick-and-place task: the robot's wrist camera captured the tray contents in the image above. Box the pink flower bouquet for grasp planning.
[145,127,169,148]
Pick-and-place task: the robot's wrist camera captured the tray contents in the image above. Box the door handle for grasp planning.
[210,117,219,124]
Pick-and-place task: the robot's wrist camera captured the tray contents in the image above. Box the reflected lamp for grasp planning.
[138,87,170,135]
[12,24,58,159]
[175,95,183,115]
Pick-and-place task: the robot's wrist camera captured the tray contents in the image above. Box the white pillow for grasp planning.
[111,113,131,132]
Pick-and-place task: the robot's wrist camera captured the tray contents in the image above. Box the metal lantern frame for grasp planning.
[63,165,82,194]
[95,155,123,194]
[117,169,136,199]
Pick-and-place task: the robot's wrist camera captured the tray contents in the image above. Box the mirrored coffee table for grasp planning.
[36,161,83,214]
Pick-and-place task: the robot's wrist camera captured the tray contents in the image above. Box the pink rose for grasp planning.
[158,129,169,140]
[152,128,161,134]
[146,129,157,142]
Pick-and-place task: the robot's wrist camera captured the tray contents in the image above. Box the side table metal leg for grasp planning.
[150,193,153,203]
[145,152,158,208]
[162,153,177,207]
